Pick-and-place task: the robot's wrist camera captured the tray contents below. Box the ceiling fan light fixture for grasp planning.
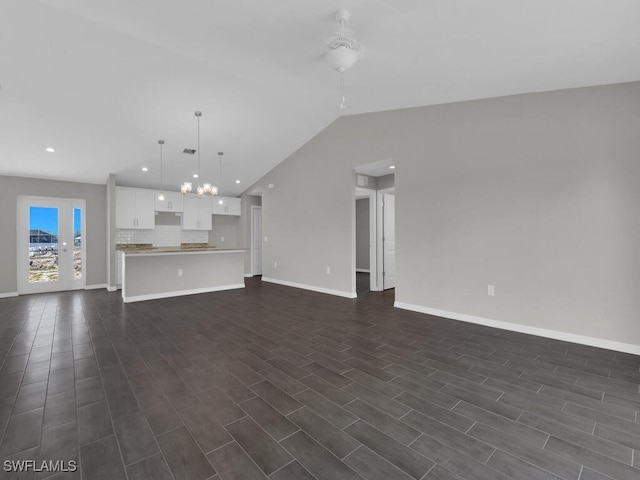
[326,45,360,72]
[325,9,362,109]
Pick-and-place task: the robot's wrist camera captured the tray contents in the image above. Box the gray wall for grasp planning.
[107,174,116,289]
[238,195,262,274]
[123,250,244,300]
[209,215,239,248]
[0,175,108,293]
[253,81,640,347]
[376,174,395,190]
[356,198,369,270]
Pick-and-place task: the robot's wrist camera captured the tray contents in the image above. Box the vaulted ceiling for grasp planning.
[1,0,639,195]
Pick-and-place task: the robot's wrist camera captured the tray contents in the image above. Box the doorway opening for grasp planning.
[17,196,86,294]
[354,159,396,295]
[251,205,262,276]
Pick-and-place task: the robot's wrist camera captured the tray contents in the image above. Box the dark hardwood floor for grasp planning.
[1,274,639,479]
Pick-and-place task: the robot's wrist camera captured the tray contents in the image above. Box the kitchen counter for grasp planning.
[120,245,245,303]
[117,243,244,254]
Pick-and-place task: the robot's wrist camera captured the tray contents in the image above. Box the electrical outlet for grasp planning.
[274,261,278,268]
[488,284,495,296]
[326,266,331,275]
[220,236,224,242]
[264,236,268,242]
[178,269,183,277]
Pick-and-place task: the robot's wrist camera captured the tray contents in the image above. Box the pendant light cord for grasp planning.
[197,114,201,182]
[159,141,164,188]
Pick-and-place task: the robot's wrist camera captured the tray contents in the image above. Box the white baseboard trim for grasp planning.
[0,291,18,299]
[356,268,370,273]
[123,283,245,303]
[261,277,357,299]
[106,286,118,292]
[244,273,254,277]
[394,302,640,355]
[85,284,107,290]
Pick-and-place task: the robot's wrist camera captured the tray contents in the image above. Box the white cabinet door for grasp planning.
[182,196,199,230]
[155,191,184,212]
[182,195,212,230]
[116,187,137,228]
[212,196,241,216]
[135,189,155,229]
[116,187,155,229]
[224,197,241,216]
[211,197,226,215]
[198,196,212,230]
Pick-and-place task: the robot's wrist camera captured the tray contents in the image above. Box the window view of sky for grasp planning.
[29,207,82,236]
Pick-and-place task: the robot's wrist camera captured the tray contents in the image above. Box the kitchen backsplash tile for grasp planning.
[116,225,207,247]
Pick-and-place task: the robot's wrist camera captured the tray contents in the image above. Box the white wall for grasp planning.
[251,81,640,350]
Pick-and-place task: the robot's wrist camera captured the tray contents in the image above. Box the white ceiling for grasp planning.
[2,1,640,196]
[355,158,396,177]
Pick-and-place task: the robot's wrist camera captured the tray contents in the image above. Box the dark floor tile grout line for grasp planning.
[220,417,289,477]
[464,420,477,435]
[483,446,497,466]
[266,458,298,478]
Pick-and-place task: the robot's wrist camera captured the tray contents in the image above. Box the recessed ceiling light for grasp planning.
[389,165,395,169]
[235,179,240,184]
[45,147,55,153]
[193,173,198,178]
[141,167,149,172]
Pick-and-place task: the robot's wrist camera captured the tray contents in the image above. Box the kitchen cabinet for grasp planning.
[212,196,241,216]
[155,191,184,212]
[182,195,212,230]
[116,187,155,229]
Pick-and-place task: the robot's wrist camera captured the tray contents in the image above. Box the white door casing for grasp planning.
[382,193,396,290]
[251,206,262,275]
[17,196,86,294]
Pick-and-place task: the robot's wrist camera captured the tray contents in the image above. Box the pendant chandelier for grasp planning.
[180,111,218,196]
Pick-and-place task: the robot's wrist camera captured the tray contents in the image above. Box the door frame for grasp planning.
[250,205,262,276]
[17,195,86,294]
[376,187,395,290]
[355,187,378,291]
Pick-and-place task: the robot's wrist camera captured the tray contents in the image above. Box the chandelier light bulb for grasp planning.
[158,192,165,201]
[196,185,205,197]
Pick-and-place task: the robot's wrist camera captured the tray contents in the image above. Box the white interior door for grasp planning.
[17,196,86,294]
[251,206,262,275]
[383,193,396,289]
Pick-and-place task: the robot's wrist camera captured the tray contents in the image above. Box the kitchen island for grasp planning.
[120,245,245,303]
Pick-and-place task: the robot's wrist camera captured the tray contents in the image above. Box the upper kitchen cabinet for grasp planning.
[211,196,241,216]
[155,191,184,213]
[116,187,155,229]
[182,195,213,230]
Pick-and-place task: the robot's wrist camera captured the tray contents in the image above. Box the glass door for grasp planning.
[17,196,86,294]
